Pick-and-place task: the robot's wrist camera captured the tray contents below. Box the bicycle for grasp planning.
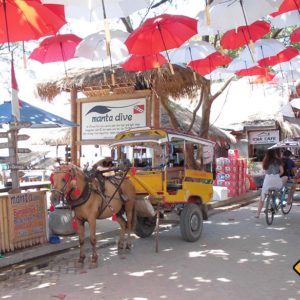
[265,184,293,225]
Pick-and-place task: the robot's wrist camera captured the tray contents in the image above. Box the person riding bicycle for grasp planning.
[256,149,284,218]
[281,150,299,204]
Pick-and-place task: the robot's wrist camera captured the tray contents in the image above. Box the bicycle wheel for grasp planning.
[265,191,275,225]
[281,187,293,215]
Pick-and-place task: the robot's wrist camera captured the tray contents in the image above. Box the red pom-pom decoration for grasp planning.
[73,188,81,197]
[49,204,55,212]
[72,217,78,230]
[50,173,54,185]
[112,213,117,221]
[63,173,71,182]
[131,167,136,177]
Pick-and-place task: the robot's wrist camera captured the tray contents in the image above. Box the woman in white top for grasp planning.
[255,149,284,218]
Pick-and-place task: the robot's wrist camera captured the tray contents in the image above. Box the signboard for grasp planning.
[81,98,147,140]
[17,134,30,141]
[9,122,31,130]
[17,148,31,153]
[0,132,8,138]
[0,142,10,149]
[8,192,46,242]
[9,163,27,170]
[248,130,280,145]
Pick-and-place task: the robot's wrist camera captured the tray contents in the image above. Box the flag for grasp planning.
[11,60,20,121]
[133,104,145,114]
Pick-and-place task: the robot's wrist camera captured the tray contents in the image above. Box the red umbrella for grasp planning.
[0,0,66,43]
[291,27,300,42]
[250,72,275,84]
[121,54,167,71]
[235,66,270,77]
[258,47,299,67]
[271,0,300,16]
[125,14,197,55]
[188,52,232,76]
[29,34,82,63]
[220,21,271,50]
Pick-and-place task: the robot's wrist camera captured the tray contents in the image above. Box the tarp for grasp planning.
[0,100,77,128]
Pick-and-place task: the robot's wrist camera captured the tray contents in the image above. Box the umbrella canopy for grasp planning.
[197,10,218,37]
[273,56,300,72]
[206,0,281,32]
[0,0,66,43]
[29,34,82,64]
[0,100,77,128]
[235,66,270,77]
[220,21,271,50]
[204,68,234,81]
[271,0,300,16]
[42,0,151,21]
[227,58,258,72]
[258,47,299,67]
[75,29,129,64]
[291,27,300,43]
[125,14,197,55]
[239,38,286,62]
[168,41,216,64]
[188,52,232,76]
[270,10,300,28]
[121,54,167,71]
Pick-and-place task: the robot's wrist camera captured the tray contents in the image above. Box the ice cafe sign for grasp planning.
[249,130,280,145]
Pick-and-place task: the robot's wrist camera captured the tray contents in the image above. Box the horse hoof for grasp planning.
[91,256,98,264]
[126,243,132,250]
[78,256,85,264]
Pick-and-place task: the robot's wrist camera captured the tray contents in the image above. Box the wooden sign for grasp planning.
[9,122,31,130]
[7,191,47,243]
[17,148,31,154]
[0,132,8,138]
[0,142,10,149]
[9,163,28,170]
[17,134,30,141]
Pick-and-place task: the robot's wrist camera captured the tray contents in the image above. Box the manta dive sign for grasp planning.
[81,98,147,140]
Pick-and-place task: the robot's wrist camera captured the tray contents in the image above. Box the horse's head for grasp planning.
[50,164,82,207]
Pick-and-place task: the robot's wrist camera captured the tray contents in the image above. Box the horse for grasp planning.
[49,163,136,264]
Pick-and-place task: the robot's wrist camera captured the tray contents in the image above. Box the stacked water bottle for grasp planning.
[214,149,247,198]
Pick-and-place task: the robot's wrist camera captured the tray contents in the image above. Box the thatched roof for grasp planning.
[161,101,236,143]
[37,64,203,101]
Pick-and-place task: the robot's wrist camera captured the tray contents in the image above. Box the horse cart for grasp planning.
[111,127,215,243]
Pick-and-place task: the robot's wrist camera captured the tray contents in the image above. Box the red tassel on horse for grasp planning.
[112,213,117,221]
[131,167,136,177]
[49,204,55,212]
[72,217,78,230]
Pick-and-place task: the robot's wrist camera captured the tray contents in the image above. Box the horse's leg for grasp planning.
[124,203,135,250]
[77,218,86,264]
[116,216,126,250]
[88,218,98,264]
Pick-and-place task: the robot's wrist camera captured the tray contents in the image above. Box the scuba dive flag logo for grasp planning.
[133,104,144,114]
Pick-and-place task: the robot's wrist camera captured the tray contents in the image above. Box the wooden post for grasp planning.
[8,125,19,189]
[152,92,160,128]
[70,87,78,165]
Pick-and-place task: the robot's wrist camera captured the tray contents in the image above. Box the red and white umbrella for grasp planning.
[235,66,270,77]
[204,68,234,81]
[271,0,300,16]
[291,27,300,43]
[168,41,216,64]
[220,21,270,50]
[197,10,218,37]
[205,0,281,32]
[121,54,167,71]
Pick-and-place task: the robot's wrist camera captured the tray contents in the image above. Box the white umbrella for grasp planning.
[206,0,281,32]
[273,57,300,72]
[227,58,258,72]
[270,10,300,28]
[197,11,218,36]
[272,70,300,84]
[204,68,234,81]
[75,29,129,65]
[168,41,216,64]
[290,98,300,110]
[239,39,286,62]
[42,0,151,20]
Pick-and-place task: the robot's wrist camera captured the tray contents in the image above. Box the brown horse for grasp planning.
[50,164,136,264]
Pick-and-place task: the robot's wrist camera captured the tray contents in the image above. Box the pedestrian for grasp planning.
[255,149,284,218]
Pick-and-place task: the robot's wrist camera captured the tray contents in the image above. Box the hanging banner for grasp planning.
[81,98,147,140]
[248,130,280,145]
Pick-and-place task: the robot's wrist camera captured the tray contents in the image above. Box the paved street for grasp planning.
[0,201,300,300]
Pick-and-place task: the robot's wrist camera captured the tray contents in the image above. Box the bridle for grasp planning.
[50,170,73,204]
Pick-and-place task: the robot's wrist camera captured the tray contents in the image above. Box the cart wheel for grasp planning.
[135,216,156,238]
[180,203,203,242]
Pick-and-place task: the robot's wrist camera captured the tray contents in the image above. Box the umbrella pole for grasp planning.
[59,41,68,78]
[188,46,197,81]
[157,24,174,75]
